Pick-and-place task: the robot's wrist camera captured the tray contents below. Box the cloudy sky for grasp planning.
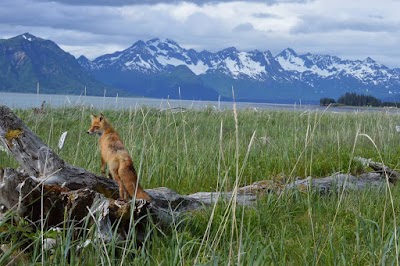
[1,0,400,67]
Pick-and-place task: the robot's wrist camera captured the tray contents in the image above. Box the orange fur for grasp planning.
[87,113,151,201]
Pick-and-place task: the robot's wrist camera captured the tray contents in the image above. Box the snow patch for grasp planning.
[22,35,32,41]
[276,55,331,77]
[224,52,265,79]
[156,55,184,67]
[125,55,156,71]
[156,55,209,75]
[187,61,209,75]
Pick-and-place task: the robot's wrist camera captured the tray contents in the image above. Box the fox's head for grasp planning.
[87,113,106,135]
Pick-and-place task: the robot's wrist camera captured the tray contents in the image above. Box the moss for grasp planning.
[5,129,23,148]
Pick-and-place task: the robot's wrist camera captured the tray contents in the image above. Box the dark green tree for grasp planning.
[337,92,381,107]
[319,97,336,106]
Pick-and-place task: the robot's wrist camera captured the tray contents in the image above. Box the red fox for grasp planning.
[87,113,151,201]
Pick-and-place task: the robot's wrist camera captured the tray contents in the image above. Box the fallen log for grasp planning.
[354,156,400,183]
[0,105,119,198]
[0,105,219,234]
[0,105,398,242]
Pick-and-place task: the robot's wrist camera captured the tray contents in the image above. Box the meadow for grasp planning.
[1,105,400,265]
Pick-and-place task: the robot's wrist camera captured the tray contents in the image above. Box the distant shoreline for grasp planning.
[1,91,399,114]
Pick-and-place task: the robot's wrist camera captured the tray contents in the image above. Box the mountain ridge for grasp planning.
[78,37,400,102]
[1,33,400,102]
[0,33,120,96]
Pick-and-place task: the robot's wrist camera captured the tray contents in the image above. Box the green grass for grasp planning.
[1,105,400,265]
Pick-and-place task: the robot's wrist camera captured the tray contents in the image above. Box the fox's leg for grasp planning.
[101,157,106,177]
[115,177,125,200]
[118,182,125,200]
[113,175,124,199]
[119,177,130,200]
[119,168,151,201]
[122,185,129,201]
[118,168,135,200]
[109,161,124,199]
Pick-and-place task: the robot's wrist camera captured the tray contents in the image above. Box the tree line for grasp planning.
[320,93,400,107]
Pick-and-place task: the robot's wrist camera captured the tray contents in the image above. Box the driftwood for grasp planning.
[0,105,399,242]
[354,156,400,183]
[32,101,46,114]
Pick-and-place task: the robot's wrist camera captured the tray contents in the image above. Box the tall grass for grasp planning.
[1,105,400,264]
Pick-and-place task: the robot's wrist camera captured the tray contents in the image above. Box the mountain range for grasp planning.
[2,33,400,103]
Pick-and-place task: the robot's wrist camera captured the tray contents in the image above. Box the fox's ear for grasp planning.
[99,113,104,121]
[90,114,96,120]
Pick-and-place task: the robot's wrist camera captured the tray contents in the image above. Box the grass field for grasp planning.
[1,105,400,265]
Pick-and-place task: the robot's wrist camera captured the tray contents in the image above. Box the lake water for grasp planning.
[0,92,399,114]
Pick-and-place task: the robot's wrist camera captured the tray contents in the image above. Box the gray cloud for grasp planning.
[252,12,281,19]
[291,15,399,34]
[33,0,311,6]
[1,0,399,68]
[233,23,255,32]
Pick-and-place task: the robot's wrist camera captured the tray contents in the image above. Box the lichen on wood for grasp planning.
[4,128,23,148]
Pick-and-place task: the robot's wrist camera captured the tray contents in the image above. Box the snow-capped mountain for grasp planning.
[78,38,400,102]
[81,38,280,80]
[275,48,398,86]
[1,33,399,102]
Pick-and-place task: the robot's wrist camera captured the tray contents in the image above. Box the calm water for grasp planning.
[0,92,312,111]
[0,92,399,114]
